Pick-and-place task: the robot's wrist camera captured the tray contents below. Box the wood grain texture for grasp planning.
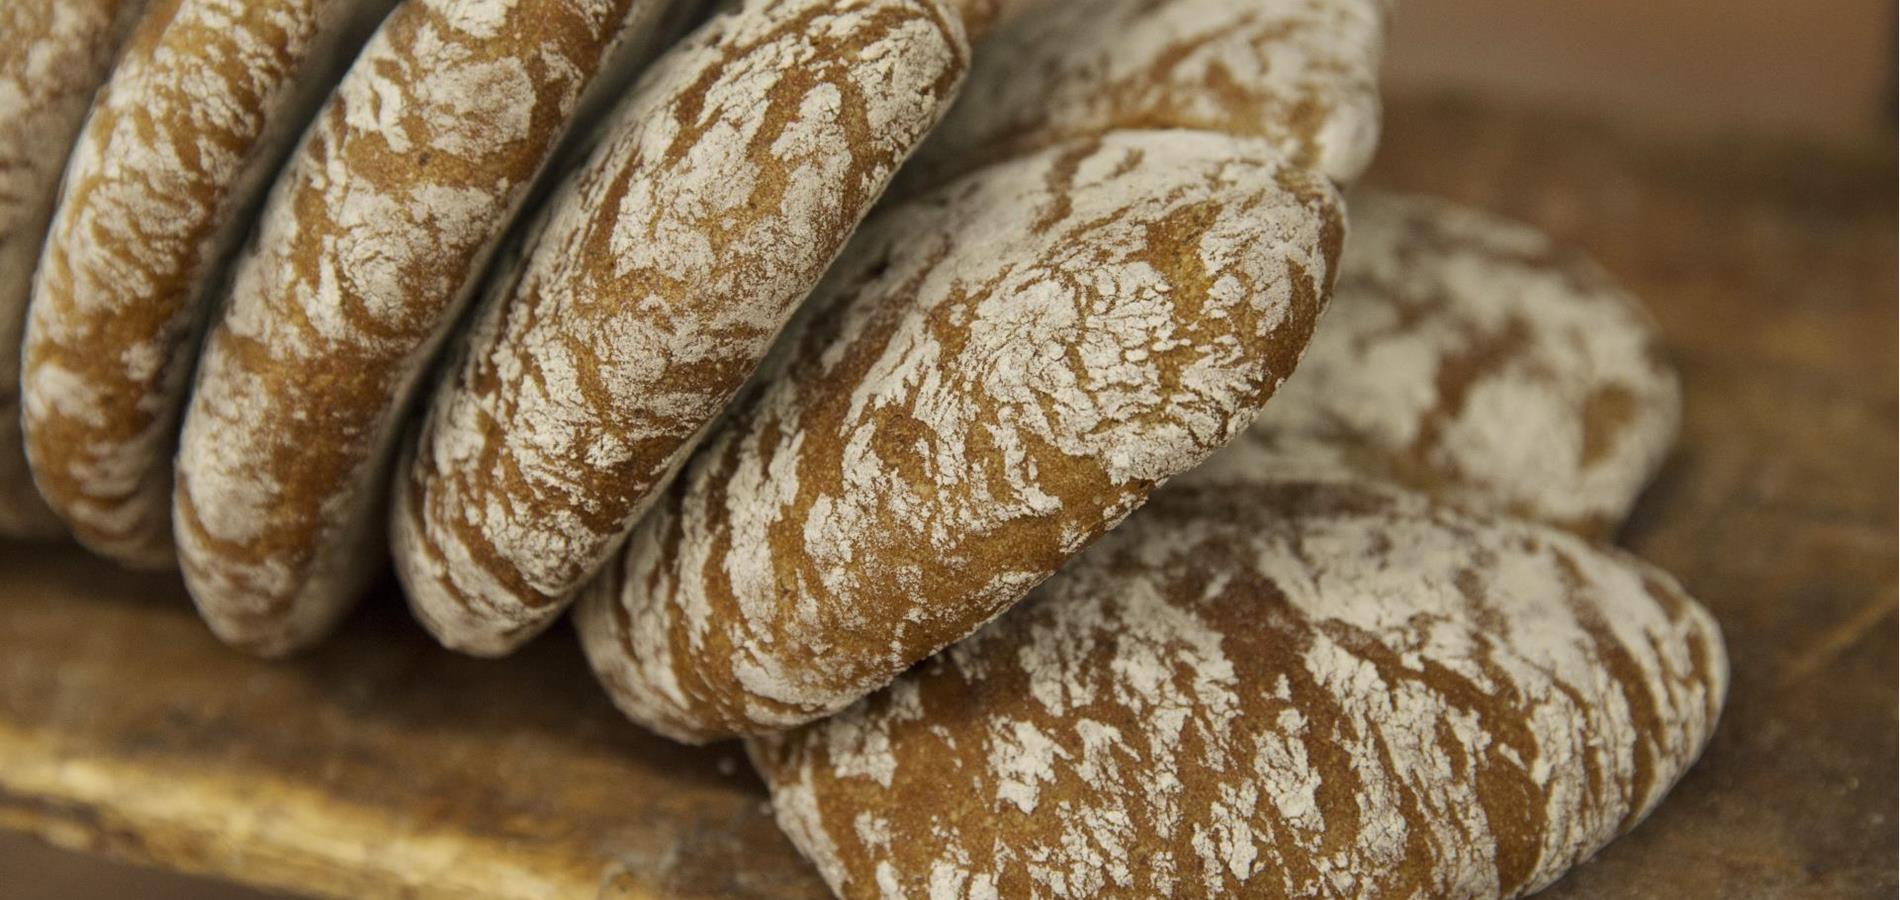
[0,99,1890,898]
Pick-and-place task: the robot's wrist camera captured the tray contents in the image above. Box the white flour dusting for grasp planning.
[22,0,397,565]
[173,0,678,654]
[899,0,1387,196]
[0,0,141,538]
[393,0,969,655]
[577,129,1343,741]
[1181,191,1682,534]
[751,480,1728,898]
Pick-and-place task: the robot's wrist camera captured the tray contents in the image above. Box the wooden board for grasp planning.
[0,99,1894,898]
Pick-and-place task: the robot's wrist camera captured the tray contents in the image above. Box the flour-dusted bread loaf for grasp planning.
[1180,192,1682,535]
[21,0,397,567]
[171,0,691,656]
[391,0,969,656]
[751,479,1728,899]
[576,130,1345,742]
[899,0,1387,196]
[0,0,144,539]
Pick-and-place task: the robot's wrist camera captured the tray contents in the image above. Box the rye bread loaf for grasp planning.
[390,0,969,656]
[21,0,397,567]
[575,130,1345,742]
[898,0,1387,196]
[172,0,690,656]
[750,479,1729,899]
[1179,192,1682,535]
[0,0,144,538]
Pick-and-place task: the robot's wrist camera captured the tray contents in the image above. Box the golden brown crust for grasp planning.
[391,0,970,656]
[22,0,397,566]
[752,480,1728,898]
[0,0,144,539]
[577,130,1345,742]
[1180,191,1683,536]
[174,0,681,655]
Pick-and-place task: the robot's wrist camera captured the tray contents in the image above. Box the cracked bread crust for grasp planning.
[391,0,970,656]
[1180,191,1682,536]
[173,0,682,655]
[898,0,1387,197]
[751,479,1727,899]
[0,0,145,538]
[23,0,397,566]
[577,130,1344,742]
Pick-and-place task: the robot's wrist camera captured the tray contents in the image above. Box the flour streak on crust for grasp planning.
[0,0,142,538]
[1180,192,1683,535]
[751,480,1728,899]
[576,130,1345,742]
[172,0,683,656]
[391,0,970,656]
[899,0,1387,198]
[20,0,397,567]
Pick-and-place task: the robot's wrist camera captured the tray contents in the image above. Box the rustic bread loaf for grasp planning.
[575,130,1345,742]
[1180,191,1682,535]
[21,0,397,567]
[898,0,1387,196]
[0,0,144,538]
[751,479,1728,899]
[391,0,969,656]
[172,0,689,656]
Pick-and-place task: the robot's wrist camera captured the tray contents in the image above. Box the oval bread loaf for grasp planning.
[21,0,398,567]
[391,0,970,656]
[172,0,690,656]
[1180,191,1682,535]
[751,479,1729,899]
[0,0,145,538]
[575,130,1345,742]
[898,0,1387,196]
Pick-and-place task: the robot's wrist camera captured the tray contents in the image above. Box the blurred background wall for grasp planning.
[1384,0,1894,144]
[5,1,1893,897]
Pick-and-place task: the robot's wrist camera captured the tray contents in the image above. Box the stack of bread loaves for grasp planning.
[0,0,1727,896]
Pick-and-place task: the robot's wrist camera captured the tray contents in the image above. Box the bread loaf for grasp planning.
[391,0,969,656]
[0,0,144,538]
[576,130,1344,742]
[172,0,689,656]
[1180,192,1682,535]
[899,0,1387,195]
[21,0,397,567]
[751,479,1728,898]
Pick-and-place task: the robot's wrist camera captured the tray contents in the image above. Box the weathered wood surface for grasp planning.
[0,99,1893,898]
